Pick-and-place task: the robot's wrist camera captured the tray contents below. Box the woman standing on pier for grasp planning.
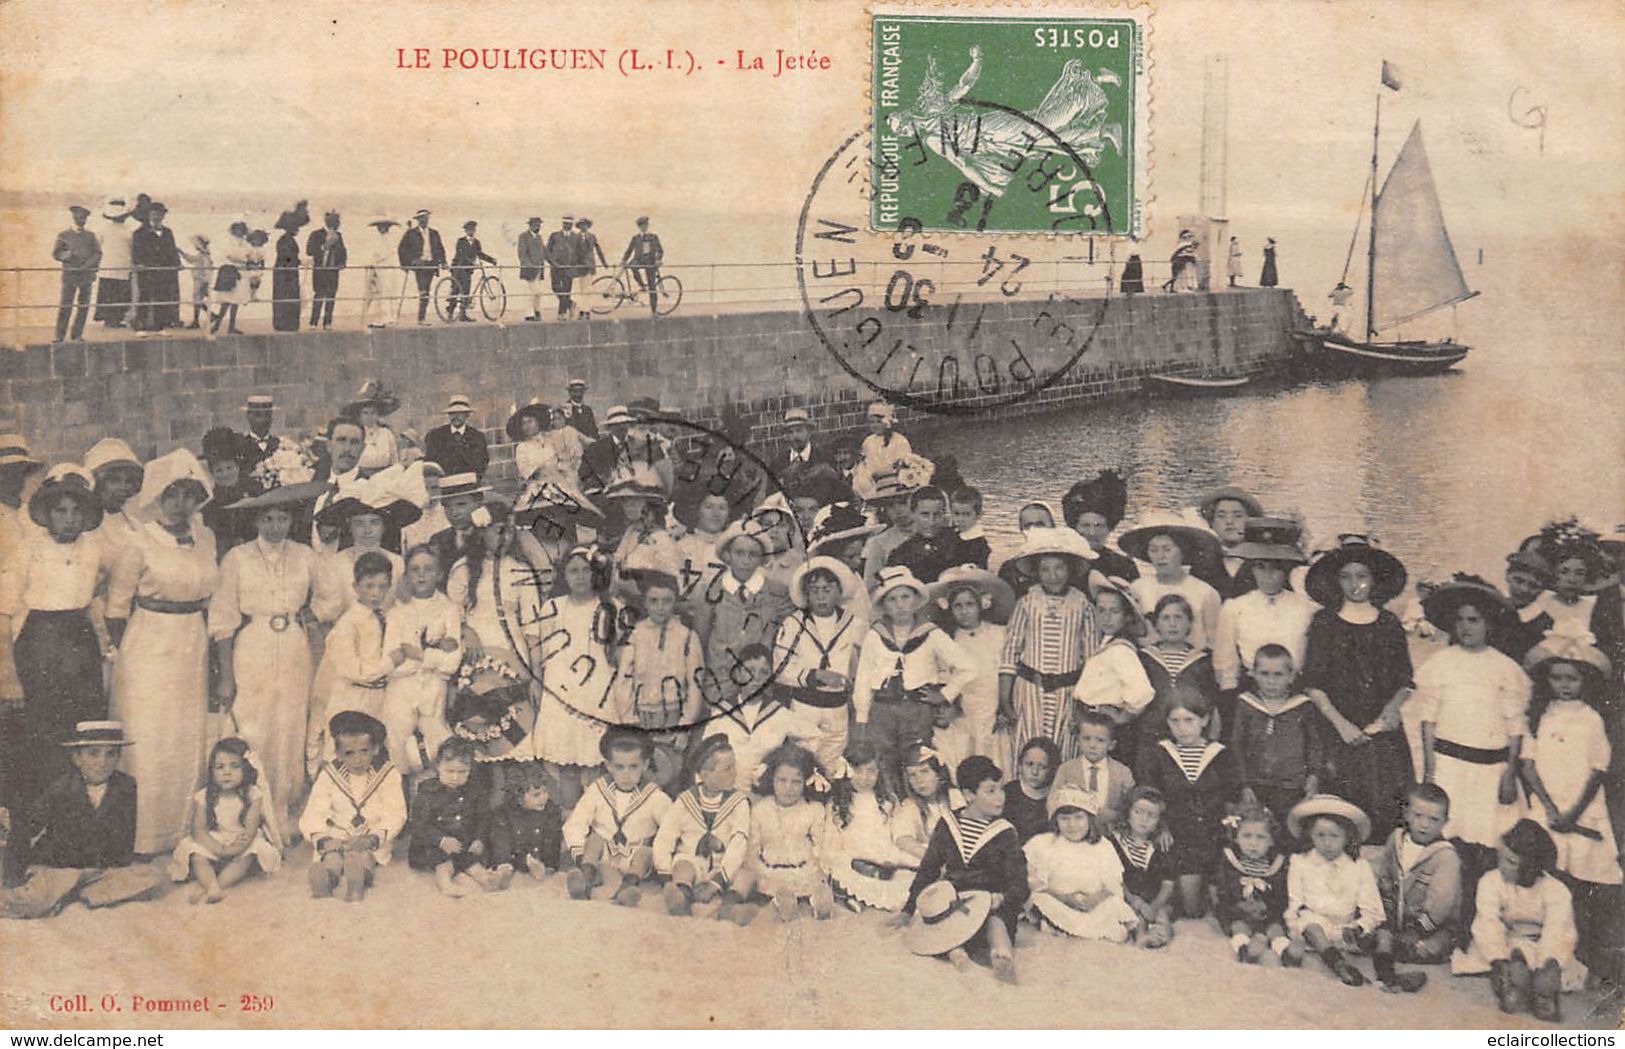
[271,203,310,333]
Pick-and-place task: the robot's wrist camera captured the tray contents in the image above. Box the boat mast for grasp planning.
[1365,83,1381,341]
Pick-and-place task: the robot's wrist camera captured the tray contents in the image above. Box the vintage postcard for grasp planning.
[0,0,1622,1034]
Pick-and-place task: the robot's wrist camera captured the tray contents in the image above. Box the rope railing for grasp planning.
[3,255,1228,343]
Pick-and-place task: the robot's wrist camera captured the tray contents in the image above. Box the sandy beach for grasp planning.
[2,844,1617,1030]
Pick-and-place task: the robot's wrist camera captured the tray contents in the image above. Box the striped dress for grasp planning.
[998,587,1098,753]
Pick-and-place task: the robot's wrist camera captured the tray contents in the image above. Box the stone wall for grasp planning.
[0,289,1308,475]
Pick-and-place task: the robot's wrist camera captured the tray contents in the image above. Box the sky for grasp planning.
[2,0,1622,315]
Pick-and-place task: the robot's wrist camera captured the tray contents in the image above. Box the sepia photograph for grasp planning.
[0,0,1621,1034]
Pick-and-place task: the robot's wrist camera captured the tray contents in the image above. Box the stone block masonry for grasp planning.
[0,289,1309,477]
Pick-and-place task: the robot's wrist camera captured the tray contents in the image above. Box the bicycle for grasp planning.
[434,262,507,322]
[588,265,683,317]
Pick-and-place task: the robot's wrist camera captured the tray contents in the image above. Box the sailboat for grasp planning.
[1304,71,1480,377]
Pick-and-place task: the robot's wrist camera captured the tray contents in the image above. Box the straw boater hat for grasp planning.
[61,720,135,749]
[1286,794,1371,843]
[930,564,1017,624]
[784,406,812,427]
[604,405,635,427]
[344,380,400,418]
[1304,534,1408,608]
[1062,469,1129,529]
[505,399,553,442]
[437,473,489,502]
[1010,526,1098,575]
[904,881,993,956]
[789,555,864,609]
[1116,511,1223,567]
[870,566,929,609]
[1198,485,1265,524]
[0,434,43,474]
[444,394,473,415]
[81,437,141,479]
[243,393,275,414]
[1230,517,1308,564]
[805,502,885,555]
[28,464,104,531]
[1420,573,1518,637]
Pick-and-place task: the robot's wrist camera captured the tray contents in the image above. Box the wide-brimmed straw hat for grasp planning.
[0,434,43,473]
[1523,634,1613,682]
[221,480,332,514]
[61,720,134,749]
[28,464,104,531]
[344,380,400,418]
[1286,794,1371,843]
[1010,526,1098,574]
[1230,517,1308,564]
[930,565,1017,624]
[1085,572,1142,615]
[1116,512,1222,567]
[1198,486,1264,523]
[870,566,929,609]
[505,399,553,442]
[1304,534,1408,608]
[805,502,884,555]
[789,556,864,608]
[905,881,993,956]
[1420,573,1517,636]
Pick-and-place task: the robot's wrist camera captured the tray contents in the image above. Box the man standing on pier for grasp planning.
[545,215,580,320]
[397,209,446,326]
[52,205,101,344]
[517,217,546,321]
[306,211,347,329]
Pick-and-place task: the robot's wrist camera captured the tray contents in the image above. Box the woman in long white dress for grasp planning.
[106,450,219,854]
[209,487,345,835]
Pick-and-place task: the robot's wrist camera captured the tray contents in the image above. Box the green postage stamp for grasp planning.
[871,6,1150,237]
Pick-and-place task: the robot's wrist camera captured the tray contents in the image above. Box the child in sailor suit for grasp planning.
[563,728,673,906]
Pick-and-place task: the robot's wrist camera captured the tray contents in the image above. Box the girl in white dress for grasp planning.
[532,546,623,806]
[1518,642,1620,982]
[891,742,964,862]
[170,737,282,903]
[824,740,914,911]
[1415,584,1530,849]
[749,743,834,921]
[1024,784,1139,942]
[107,450,219,854]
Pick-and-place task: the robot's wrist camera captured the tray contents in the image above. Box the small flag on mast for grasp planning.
[1381,60,1402,91]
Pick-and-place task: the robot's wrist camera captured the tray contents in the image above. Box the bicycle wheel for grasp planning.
[653,274,683,316]
[478,275,507,322]
[589,273,625,316]
[432,276,457,322]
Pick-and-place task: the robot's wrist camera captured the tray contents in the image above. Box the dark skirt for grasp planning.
[94,277,131,322]
[1323,729,1412,843]
[272,269,302,331]
[135,268,182,329]
[15,608,104,800]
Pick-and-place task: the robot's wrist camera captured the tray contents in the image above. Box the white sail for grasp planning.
[1371,121,1475,332]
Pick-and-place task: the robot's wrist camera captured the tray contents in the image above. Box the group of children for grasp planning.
[0,397,1619,1024]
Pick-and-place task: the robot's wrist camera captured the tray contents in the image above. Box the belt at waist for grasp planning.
[19,607,91,619]
[1016,664,1082,690]
[246,613,300,633]
[794,687,853,709]
[1434,738,1510,765]
[135,596,208,616]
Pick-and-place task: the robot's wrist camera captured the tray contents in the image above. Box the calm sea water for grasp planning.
[933,325,1625,588]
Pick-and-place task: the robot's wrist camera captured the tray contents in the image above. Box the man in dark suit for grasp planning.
[424,394,490,479]
[447,220,497,322]
[426,473,489,587]
[771,406,833,488]
[305,210,347,329]
[544,215,580,319]
[1193,486,1266,600]
[238,394,281,464]
[560,379,597,438]
[396,208,446,325]
[517,216,546,321]
[52,205,100,344]
[621,215,665,315]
